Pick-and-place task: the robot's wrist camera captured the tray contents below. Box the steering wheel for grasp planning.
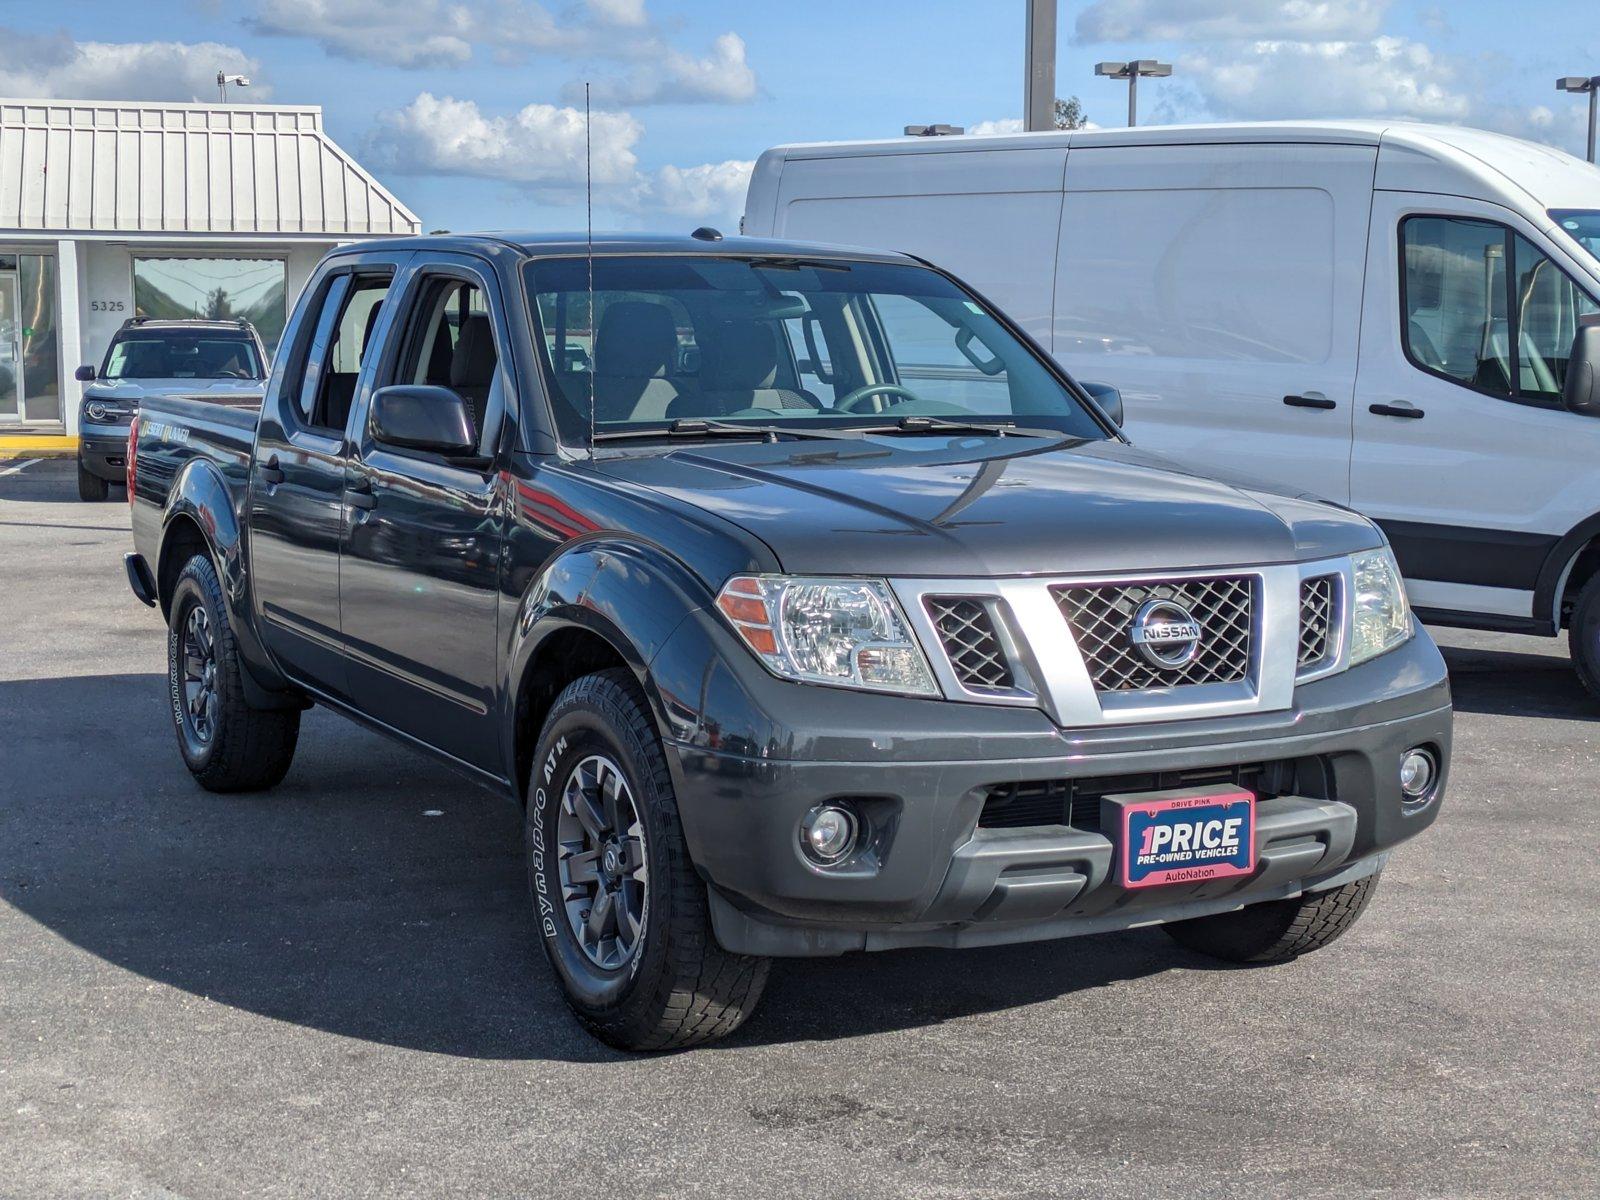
[835,383,921,414]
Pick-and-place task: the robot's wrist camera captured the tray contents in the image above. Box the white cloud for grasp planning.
[0,29,267,102]
[251,0,759,105]
[636,159,753,223]
[1182,36,1469,122]
[968,118,1025,137]
[367,93,641,185]
[368,92,750,225]
[572,32,758,107]
[1075,0,1391,43]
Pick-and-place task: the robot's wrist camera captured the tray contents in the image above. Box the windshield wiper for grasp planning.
[851,415,1066,439]
[590,418,862,444]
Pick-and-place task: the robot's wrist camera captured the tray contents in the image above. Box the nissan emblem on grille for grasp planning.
[1128,599,1204,668]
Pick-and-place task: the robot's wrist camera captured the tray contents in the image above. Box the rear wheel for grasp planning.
[1569,574,1600,702]
[167,553,300,792]
[77,462,109,502]
[526,669,769,1051]
[1163,872,1381,963]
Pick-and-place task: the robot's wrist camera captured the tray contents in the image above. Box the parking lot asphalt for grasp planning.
[1,458,1596,1200]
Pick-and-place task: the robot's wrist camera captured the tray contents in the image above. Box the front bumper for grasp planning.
[652,610,1451,956]
[79,419,132,480]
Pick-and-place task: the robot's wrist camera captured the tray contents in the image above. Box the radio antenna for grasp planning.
[585,81,597,455]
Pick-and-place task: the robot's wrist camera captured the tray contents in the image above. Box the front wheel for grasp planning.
[77,462,109,502]
[1569,574,1600,702]
[167,553,300,792]
[526,669,769,1051]
[1163,872,1380,963]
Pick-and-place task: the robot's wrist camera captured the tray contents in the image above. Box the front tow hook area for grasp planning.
[124,553,158,608]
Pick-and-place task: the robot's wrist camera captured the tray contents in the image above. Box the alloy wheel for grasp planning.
[180,603,219,744]
[557,753,649,970]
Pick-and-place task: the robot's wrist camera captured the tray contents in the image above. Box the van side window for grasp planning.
[297,274,391,433]
[1401,216,1597,403]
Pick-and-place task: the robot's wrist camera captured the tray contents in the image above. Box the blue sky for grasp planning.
[0,1,1595,232]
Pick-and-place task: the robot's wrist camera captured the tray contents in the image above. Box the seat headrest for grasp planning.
[594,302,677,378]
[361,299,383,359]
[450,314,497,389]
[701,319,779,390]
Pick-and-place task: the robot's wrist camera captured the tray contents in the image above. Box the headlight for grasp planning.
[86,401,109,421]
[1349,547,1412,665]
[715,575,938,696]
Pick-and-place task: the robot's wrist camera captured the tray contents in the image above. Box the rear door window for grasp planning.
[296,274,391,434]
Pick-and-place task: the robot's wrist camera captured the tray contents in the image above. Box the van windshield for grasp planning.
[1552,210,1600,267]
[523,255,1108,444]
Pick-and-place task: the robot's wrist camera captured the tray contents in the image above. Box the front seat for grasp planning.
[692,319,818,415]
[590,301,686,422]
[449,313,497,438]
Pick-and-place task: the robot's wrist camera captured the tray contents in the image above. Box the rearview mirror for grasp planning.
[1080,380,1124,427]
[370,385,477,456]
[1563,323,1600,418]
[74,364,96,382]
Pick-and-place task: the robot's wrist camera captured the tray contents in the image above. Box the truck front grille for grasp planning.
[1052,576,1253,692]
[978,758,1332,831]
[925,596,1014,691]
[1298,574,1338,668]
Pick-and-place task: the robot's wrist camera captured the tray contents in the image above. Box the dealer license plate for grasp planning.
[1116,787,1256,889]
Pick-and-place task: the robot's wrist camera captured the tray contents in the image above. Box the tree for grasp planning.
[1054,96,1088,130]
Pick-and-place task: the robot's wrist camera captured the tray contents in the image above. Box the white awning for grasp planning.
[0,98,420,238]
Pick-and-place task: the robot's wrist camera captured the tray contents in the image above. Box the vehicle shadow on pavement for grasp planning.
[1,673,1189,1060]
[1439,642,1595,721]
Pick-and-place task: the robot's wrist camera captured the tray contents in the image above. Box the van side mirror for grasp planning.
[1564,324,1600,418]
[1080,380,1124,427]
[370,385,477,456]
[75,365,96,382]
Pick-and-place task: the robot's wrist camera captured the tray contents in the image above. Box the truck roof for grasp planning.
[327,230,921,264]
[756,119,1600,216]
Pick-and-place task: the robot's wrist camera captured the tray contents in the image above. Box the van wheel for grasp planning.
[526,669,770,1051]
[1570,574,1600,702]
[167,553,300,792]
[1163,872,1380,963]
[78,463,109,502]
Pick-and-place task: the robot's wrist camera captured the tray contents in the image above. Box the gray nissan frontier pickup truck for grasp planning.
[124,232,1451,1050]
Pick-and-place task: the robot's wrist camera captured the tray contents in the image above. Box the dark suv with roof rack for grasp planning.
[123,232,1451,1051]
[74,317,266,501]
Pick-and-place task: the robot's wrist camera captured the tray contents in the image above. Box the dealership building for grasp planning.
[0,97,419,438]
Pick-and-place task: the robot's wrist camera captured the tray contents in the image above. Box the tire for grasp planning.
[525,669,770,1051]
[77,462,109,502]
[1163,872,1381,964]
[167,553,300,793]
[1569,574,1600,702]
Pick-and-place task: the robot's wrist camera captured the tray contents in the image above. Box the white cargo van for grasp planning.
[743,121,1600,693]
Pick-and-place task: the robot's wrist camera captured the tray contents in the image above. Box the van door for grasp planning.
[1051,142,1376,504]
[1350,194,1600,627]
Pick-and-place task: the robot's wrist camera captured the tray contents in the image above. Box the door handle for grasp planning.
[260,455,284,486]
[346,479,377,511]
[1283,393,1337,410]
[1369,402,1425,419]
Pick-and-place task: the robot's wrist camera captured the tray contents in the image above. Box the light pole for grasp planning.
[216,71,250,103]
[1557,75,1599,163]
[1024,0,1058,133]
[1095,59,1172,127]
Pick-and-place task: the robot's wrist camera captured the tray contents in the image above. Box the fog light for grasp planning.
[801,804,858,864]
[1399,747,1437,803]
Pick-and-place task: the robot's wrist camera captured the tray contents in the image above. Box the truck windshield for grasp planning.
[102,333,263,381]
[1552,210,1600,267]
[524,255,1109,444]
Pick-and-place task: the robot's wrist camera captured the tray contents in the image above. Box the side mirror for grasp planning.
[1563,323,1600,418]
[74,364,96,382]
[1080,380,1124,427]
[370,385,477,456]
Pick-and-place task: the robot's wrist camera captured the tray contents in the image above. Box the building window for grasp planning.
[0,252,59,424]
[131,257,288,353]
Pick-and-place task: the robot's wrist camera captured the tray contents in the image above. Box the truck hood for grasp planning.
[83,378,265,404]
[595,434,1382,578]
